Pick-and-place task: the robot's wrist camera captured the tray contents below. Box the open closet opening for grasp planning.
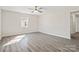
[70,11,79,39]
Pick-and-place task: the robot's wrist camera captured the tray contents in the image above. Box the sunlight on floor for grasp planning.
[3,35,26,47]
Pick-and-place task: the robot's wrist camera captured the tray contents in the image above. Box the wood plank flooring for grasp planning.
[71,32,79,39]
[0,32,79,52]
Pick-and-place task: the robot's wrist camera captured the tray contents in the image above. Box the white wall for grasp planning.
[2,10,38,37]
[76,15,79,32]
[0,9,1,40]
[38,7,70,39]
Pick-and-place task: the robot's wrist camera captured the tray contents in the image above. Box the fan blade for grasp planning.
[38,10,42,13]
[39,8,43,9]
[28,8,33,10]
[32,11,34,13]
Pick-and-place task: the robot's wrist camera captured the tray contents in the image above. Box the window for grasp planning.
[21,17,29,28]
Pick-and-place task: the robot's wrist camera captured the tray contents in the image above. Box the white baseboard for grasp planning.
[2,31,38,37]
[39,31,70,39]
[2,31,70,39]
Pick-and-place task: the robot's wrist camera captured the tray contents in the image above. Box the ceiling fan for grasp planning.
[28,6,43,13]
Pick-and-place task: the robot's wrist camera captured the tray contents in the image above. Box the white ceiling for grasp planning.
[1,6,79,15]
[0,6,47,15]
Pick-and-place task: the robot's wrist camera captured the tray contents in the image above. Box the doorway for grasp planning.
[70,11,79,39]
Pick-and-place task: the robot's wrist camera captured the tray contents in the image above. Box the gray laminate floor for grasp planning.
[0,32,79,52]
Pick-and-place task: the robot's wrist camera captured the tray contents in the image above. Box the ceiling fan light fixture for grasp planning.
[33,10,40,13]
[29,6,43,14]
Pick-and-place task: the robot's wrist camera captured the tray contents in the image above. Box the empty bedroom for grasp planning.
[0,6,79,52]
